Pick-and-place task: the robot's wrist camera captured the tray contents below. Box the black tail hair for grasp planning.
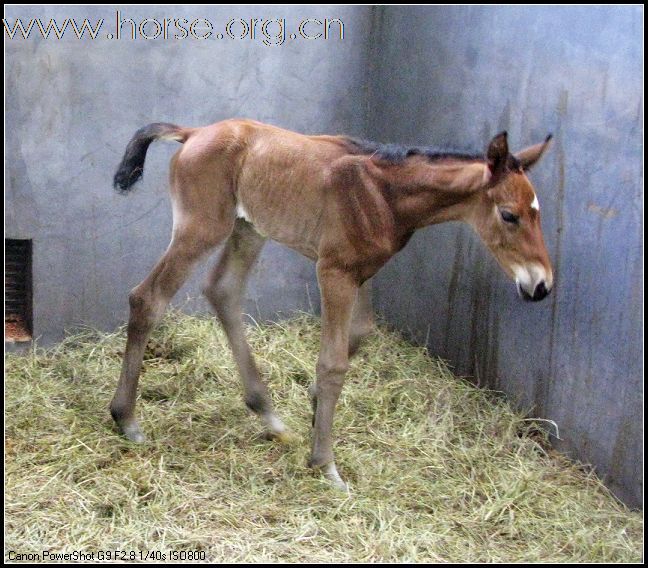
[113,122,183,193]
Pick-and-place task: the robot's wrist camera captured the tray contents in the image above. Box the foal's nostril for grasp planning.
[532,281,550,301]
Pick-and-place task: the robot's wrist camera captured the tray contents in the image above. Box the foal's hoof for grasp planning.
[311,462,349,492]
[324,464,349,492]
[274,430,298,445]
[120,421,146,443]
[263,430,297,445]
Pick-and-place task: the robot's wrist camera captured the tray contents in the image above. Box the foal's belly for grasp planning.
[235,145,333,260]
[234,193,322,260]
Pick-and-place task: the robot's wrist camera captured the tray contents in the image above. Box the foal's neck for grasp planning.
[376,158,487,231]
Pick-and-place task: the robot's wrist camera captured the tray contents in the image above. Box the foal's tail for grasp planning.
[113,122,188,193]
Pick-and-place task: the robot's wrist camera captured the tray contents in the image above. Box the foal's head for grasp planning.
[472,132,553,301]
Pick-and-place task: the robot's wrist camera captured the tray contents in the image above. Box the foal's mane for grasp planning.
[343,137,484,164]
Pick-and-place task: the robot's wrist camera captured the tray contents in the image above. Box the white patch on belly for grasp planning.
[236,203,252,222]
[531,194,540,211]
[235,200,267,237]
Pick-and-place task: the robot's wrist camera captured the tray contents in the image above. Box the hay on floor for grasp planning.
[5,311,642,562]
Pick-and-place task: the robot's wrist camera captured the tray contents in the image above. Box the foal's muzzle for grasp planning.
[517,280,551,302]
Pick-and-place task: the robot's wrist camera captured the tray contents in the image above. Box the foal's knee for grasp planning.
[317,355,349,376]
[315,356,349,395]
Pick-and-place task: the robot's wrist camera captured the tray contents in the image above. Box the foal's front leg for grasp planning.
[348,278,375,357]
[310,264,358,490]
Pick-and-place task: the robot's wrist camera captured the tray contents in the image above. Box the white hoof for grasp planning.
[323,463,349,492]
[262,412,293,443]
[121,421,146,443]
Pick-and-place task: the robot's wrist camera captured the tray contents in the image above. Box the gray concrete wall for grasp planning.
[368,6,643,507]
[5,5,373,343]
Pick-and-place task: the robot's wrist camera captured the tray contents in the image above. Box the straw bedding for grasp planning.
[5,311,642,562]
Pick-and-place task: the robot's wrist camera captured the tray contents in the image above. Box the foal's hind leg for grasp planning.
[203,219,292,442]
[110,227,230,442]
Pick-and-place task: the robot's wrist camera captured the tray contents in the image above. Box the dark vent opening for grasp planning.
[5,239,33,342]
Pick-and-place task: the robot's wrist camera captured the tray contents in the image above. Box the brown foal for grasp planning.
[110,119,553,490]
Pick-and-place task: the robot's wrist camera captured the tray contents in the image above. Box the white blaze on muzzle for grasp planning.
[511,263,551,297]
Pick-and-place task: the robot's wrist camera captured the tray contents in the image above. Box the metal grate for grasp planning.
[5,239,32,342]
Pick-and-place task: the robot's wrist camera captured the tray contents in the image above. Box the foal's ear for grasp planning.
[486,131,509,175]
[514,134,553,170]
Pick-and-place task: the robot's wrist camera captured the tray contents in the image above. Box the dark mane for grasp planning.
[343,136,483,164]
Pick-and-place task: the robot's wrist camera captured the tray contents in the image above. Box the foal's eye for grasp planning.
[500,210,520,225]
